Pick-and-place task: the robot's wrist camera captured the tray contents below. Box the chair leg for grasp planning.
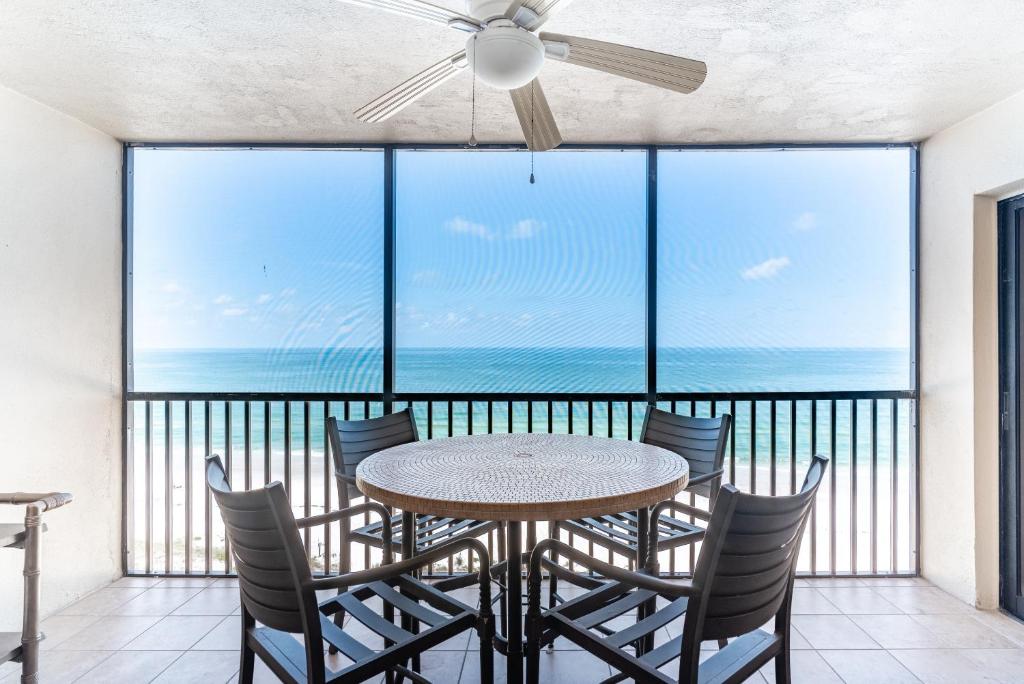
[479,617,495,684]
[497,521,508,639]
[331,537,352,655]
[239,612,256,684]
[775,648,791,684]
[525,610,541,684]
[548,521,559,610]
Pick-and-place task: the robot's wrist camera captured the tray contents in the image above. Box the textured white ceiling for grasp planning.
[2,0,1024,144]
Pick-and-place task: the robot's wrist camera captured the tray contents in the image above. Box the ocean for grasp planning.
[134,346,910,394]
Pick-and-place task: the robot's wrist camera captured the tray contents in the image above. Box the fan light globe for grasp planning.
[467,24,545,90]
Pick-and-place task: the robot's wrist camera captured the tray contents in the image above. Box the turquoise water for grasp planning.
[131,347,912,471]
[134,347,909,393]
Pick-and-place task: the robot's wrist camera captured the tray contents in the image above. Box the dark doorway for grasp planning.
[999,193,1024,620]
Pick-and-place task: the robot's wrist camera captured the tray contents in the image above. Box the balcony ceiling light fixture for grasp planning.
[341,0,709,151]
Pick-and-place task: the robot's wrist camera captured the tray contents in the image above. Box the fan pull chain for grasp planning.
[468,35,478,147]
[529,80,536,184]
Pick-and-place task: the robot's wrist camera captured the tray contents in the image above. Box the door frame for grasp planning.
[998,193,1024,619]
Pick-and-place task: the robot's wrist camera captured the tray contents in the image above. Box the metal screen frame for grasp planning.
[121,141,921,576]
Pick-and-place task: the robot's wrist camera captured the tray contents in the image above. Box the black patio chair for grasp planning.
[206,454,494,684]
[525,454,828,684]
[548,407,731,606]
[328,409,501,578]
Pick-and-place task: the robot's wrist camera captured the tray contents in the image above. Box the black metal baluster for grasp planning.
[871,398,878,574]
[263,401,271,485]
[427,401,433,439]
[284,402,292,498]
[323,402,332,574]
[750,401,757,494]
[770,400,777,496]
[810,400,818,574]
[244,402,252,491]
[729,399,736,484]
[891,400,900,572]
[145,400,152,575]
[304,401,312,557]
[851,399,858,574]
[224,401,232,574]
[829,399,837,575]
[204,400,212,574]
[164,401,172,574]
[790,401,797,495]
[184,401,193,575]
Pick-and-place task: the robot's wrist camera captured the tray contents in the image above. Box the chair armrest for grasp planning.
[0,492,73,512]
[334,473,358,487]
[653,500,710,522]
[649,499,711,561]
[685,469,724,489]
[307,536,493,616]
[527,539,695,601]
[296,502,393,561]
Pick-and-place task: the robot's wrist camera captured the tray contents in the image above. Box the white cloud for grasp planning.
[411,270,440,285]
[222,307,248,316]
[793,211,817,231]
[445,216,494,240]
[213,294,233,305]
[280,287,297,298]
[161,280,183,294]
[741,256,791,280]
[256,293,273,304]
[508,219,542,240]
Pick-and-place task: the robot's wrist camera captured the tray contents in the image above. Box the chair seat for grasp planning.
[540,580,782,684]
[249,574,480,683]
[558,510,706,559]
[352,513,499,554]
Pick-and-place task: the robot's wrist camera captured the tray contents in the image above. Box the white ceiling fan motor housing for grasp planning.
[466,20,545,90]
[466,0,512,21]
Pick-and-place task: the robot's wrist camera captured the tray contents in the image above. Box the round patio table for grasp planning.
[356,432,689,684]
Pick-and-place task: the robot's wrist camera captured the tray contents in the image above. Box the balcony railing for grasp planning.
[124,389,917,578]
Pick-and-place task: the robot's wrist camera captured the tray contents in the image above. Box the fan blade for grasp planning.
[336,0,483,31]
[505,0,574,30]
[510,79,562,151]
[540,33,706,93]
[354,51,468,123]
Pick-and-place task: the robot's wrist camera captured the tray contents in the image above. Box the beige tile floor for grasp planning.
[3,576,1024,683]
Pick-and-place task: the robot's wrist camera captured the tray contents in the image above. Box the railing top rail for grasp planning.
[125,389,916,402]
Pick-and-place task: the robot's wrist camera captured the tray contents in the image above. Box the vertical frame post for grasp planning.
[909,144,921,575]
[646,147,658,407]
[122,145,135,574]
[384,145,396,414]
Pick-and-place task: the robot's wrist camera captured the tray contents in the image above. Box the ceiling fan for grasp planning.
[339,0,708,150]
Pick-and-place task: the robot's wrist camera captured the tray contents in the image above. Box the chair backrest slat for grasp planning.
[328,408,418,505]
[641,407,731,499]
[206,455,317,636]
[688,455,827,646]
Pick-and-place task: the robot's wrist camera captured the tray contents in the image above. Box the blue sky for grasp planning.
[132,147,911,352]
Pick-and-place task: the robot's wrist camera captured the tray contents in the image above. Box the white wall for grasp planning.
[0,85,122,627]
[920,88,1024,607]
